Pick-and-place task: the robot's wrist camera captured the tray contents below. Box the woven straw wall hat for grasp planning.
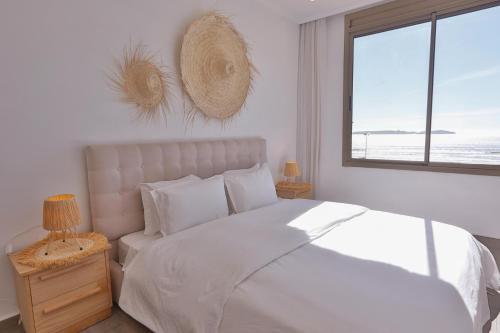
[110,45,170,121]
[180,13,253,120]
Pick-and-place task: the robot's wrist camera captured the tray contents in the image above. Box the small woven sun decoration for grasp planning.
[180,13,255,124]
[109,44,171,123]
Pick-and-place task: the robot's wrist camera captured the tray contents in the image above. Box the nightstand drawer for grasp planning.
[29,253,107,305]
[33,278,110,333]
[295,190,313,199]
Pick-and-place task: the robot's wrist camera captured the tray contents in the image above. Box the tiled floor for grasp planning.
[0,306,151,333]
[80,307,151,333]
[485,291,500,333]
[2,296,499,333]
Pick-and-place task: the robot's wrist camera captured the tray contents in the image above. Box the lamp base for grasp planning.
[44,229,84,256]
[36,237,94,261]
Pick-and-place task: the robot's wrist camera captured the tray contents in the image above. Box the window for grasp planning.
[344,0,500,176]
[431,6,500,165]
[352,23,431,161]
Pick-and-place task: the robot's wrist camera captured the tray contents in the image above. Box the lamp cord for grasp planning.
[5,225,43,254]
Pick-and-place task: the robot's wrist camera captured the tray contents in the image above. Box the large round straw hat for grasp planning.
[181,13,253,120]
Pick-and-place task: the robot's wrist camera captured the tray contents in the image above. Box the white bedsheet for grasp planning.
[119,200,500,333]
[118,230,162,266]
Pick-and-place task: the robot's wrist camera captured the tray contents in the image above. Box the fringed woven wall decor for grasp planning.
[110,44,171,122]
[180,13,255,123]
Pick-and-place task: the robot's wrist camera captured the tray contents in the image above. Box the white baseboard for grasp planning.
[0,310,19,322]
[0,301,19,322]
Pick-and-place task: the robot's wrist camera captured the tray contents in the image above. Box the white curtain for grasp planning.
[297,18,327,191]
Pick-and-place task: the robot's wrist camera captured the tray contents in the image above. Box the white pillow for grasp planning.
[223,164,260,213]
[152,175,229,236]
[223,163,260,176]
[140,175,200,235]
[224,163,278,214]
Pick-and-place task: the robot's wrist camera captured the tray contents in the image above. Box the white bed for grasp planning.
[85,139,500,333]
[118,230,161,266]
[119,199,500,333]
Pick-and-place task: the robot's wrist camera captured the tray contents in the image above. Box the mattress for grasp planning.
[118,230,162,266]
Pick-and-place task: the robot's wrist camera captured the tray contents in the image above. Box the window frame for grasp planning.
[343,0,500,176]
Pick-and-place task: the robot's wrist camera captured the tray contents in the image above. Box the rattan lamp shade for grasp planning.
[43,194,81,231]
[284,161,300,178]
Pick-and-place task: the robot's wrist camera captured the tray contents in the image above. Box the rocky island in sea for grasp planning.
[353,130,456,135]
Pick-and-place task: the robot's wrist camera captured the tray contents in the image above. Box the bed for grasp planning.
[86,137,500,333]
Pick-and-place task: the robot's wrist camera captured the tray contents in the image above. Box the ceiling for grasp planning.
[256,0,388,24]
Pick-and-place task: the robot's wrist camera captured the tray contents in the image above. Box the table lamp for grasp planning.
[284,161,300,183]
[43,194,83,255]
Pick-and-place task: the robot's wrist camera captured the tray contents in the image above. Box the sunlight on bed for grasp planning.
[286,201,366,234]
[305,208,472,281]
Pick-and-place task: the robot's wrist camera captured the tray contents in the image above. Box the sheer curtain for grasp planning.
[297,18,327,192]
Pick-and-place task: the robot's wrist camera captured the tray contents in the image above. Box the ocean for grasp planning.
[352,134,500,165]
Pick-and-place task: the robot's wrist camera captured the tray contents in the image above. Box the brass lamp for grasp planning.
[43,194,83,255]
[284,161,300,183]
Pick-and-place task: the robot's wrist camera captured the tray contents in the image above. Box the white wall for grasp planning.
[0,0,299,319]
[318,14,500,241]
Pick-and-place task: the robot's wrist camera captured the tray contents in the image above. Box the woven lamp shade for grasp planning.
[43,194,81,231]
[284,161,300,178]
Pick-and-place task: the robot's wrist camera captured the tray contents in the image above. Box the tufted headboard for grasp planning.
[86,137,267,247]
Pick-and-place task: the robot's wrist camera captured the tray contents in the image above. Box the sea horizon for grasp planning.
[352,133,500,164]
[353,129,456,135]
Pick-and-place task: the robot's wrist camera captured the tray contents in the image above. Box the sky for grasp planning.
[352,4,500,136]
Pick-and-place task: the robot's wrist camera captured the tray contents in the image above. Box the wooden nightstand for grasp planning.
[9,243,112,333]
[276,181,313,199]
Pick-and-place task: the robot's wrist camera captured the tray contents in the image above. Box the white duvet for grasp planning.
[119,200,500,333]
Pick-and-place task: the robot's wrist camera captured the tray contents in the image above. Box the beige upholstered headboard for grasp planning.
[86,137,267,244]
